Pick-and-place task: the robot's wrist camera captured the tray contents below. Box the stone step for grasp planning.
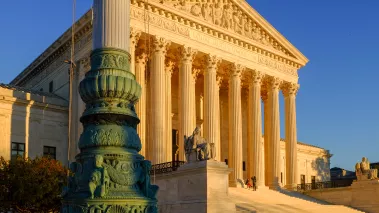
[229,187,365,213]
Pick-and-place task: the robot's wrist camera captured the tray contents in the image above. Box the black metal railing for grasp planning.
[296,179,354,191]
[149,161,185,175]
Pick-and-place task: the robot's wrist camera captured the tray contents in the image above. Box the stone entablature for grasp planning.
[11,0,308,89]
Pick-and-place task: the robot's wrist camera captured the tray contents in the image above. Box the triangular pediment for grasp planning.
[157,0,308,65]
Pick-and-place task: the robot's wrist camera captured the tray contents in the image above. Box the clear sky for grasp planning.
[1,1,378,171]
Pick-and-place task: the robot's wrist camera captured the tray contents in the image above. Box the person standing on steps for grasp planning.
[251,176,257,191]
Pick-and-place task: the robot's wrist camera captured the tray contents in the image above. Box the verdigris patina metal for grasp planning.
[61,0,158,212]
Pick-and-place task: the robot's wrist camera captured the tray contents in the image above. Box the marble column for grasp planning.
[179,46,197,161]
[135,52,148,156]
[150,36,170,164]
[216,76,223,161]
[165,61,175,162]
[204,55,220,156]
[283,82,299,190]
[247,71,264,187]
[228,64,244,187]
[267,77,282,189]
[262,89,270,186]
[192,69,200,129]
[130,28,141,75]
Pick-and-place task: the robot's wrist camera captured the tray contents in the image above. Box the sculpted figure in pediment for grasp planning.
[222,3,234,29]
[201,3,212,23]
[244,19,253,38]
[233,10,243,34]
[252,24,262,41]
[213,2,223,26]
[190,3,202,17]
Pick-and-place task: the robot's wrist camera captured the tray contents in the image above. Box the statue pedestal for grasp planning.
[154,160,235,213]
[350,179,379,213]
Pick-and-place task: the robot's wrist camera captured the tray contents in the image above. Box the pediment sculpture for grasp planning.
[184,127,216,162]
[162,0,292,57]
[355,157,378,181]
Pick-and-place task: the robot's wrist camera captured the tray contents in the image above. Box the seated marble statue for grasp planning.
[184,127,215,161]
[355,157,378,180]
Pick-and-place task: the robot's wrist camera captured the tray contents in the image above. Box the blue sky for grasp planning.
[1,1,378,171]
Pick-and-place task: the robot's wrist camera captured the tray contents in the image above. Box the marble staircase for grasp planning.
[229,187,365,213]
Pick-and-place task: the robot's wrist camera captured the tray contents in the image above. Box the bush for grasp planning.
[0,156,68,213]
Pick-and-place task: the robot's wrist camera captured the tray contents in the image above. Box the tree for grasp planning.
[0,156,68,213]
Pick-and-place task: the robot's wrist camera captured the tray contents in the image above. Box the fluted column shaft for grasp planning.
[247,71,264,187]
[192,69,200,129]
[228,64,244,187]
[93,0,130,50]
[135,53,148,156]
[165,62,175,162]
[283,83,299,189]
[262,91,270,186]
[215,76,223,161]
[267,77,282,189]
[204,55,220,157]
[150,36,170,164]
[130,29,141,75]
[179,46,197,161]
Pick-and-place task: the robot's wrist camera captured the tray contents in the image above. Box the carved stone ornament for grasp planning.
[62,2,158,211]
[184,127,216,162]
[355,157,378,181]
[166,0,291,56]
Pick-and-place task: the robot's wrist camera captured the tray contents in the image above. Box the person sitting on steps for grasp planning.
[245,178,252,189]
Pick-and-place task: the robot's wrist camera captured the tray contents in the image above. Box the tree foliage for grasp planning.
[0,156,68,213]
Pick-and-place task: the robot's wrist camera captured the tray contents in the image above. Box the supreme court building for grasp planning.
[3,0,331,189]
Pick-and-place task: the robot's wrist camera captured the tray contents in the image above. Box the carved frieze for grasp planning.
[163,0,292,57]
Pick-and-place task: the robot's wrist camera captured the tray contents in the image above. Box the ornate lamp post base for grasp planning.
[61,47,158,212]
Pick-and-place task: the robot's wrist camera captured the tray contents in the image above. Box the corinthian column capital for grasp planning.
[136,52,148,65]
[266,76,282,90]
[130,28,141,48]
[282,82,300,97]
[229,63,245,79]
[152,36,171,54]
[216,75,223,88]
[205,54,221,71]
[180,46,197,63]
[192,68,201,82]
[251,70,263,85]
[165,61,175,76]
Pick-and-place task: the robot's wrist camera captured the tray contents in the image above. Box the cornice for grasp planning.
[234,0,309,65]
[12,1,307,87]
[10,10,93,86]
[140,0,307,67]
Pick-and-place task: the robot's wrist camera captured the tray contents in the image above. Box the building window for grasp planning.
[243,161,246,171]
[49,81,54,93]
[43,146,56,160]
[224,159,228,165]
[11,142,25,160]
[311,176,316,189]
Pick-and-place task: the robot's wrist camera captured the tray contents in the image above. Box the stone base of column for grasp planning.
[284,183,297,191]
[153,160,236,213]
[268,183,281,191]
[229,179,245,188]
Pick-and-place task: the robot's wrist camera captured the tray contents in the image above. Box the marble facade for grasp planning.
[8,0,331,188]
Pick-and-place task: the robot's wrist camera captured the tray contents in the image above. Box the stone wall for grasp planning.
[304,187,353,206]
[0,87,69,165]
[304,180,379,213]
